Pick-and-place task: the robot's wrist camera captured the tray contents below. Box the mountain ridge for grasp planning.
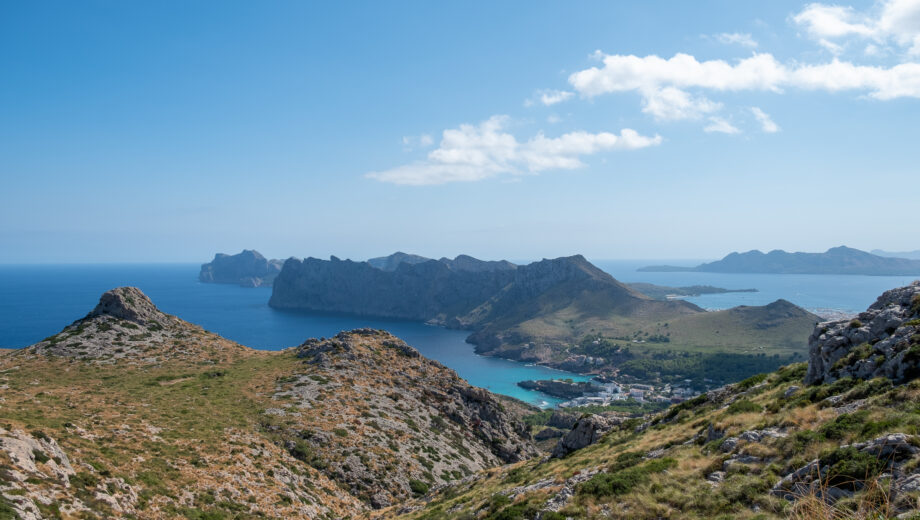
[640,246,920,275]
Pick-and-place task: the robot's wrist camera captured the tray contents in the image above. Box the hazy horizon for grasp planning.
[2,1,918,263]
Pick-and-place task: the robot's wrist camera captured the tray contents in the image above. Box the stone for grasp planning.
[806,281,920,385]
[551,415,616,458]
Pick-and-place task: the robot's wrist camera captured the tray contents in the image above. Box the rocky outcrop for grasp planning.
[279,329,538,507]
[367,252,433,271]
[24,287,246,363]
[199,250,282,287]
[551,414,619,458]
[772,434,920,502]
[805,281,920,384]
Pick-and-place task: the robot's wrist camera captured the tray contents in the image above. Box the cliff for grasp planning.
[640,246,920,276]
[199,249,283,287]
[271,254,817,381]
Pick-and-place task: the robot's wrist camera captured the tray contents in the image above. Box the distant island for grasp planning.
[624,282,757,300]
[639,246,920,276]
[199,249,283,287]
[269,252,817,381]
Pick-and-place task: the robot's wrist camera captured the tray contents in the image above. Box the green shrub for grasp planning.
[821,446,886,489]
[579,458,676,497]
[409,479,430,496]
[736,373,768,390]
[726,399,762,415]
[849,319,863,329]
[819,411,870,440]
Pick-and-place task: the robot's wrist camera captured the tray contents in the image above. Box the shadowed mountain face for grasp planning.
[640,246,920,275]
[199,249,283,287]
[270,254,817,368]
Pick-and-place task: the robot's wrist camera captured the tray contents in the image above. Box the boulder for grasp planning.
[551,415,616,458]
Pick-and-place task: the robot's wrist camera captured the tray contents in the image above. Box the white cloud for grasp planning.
[568,51,920,101]
[715,32,759,48]
[703,117,741,134]
[367,116,661,185]
[526,89,574,107]
[751,107,780,133]
[640,86,722,121]
[792,0,920,55]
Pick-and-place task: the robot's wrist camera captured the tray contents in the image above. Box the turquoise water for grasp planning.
[0,264,589,407]
[593,260,919,315]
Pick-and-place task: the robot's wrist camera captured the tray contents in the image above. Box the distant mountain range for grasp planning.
[640,246,920,276]
[269,252,817,372]
[872,249,920,260]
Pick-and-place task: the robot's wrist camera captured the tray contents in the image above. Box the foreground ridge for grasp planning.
[396,281,920,520]
[0,287,539,519]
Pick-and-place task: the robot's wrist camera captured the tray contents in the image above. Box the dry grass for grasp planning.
[788,472,893,520]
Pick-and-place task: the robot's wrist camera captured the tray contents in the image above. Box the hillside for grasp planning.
[199,249,283,287]
[271,254,817,383]
[640,246,920,276]
[395,281,920,520]
[0,288,536,519]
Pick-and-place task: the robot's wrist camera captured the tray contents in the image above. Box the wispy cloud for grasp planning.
[367,116,661,185]
[526,89,575,107]
[714,32,759,48]
[641,86,722,121]
[751,107,780,133]
[704,117,741,134]
[401,134,434,150]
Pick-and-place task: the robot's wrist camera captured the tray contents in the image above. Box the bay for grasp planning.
[0,264,589,407]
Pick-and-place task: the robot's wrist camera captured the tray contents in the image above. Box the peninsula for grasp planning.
[639,245,920,276]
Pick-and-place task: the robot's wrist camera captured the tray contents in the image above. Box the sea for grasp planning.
[1,261,917,407]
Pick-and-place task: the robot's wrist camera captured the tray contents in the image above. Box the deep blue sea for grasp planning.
[0,264,590,407]
[1,262,916,407]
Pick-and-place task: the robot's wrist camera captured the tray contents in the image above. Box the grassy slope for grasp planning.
[393,365,920,519]
[0,342,366,519]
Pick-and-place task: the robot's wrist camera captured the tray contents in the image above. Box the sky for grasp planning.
[1,0,919,263]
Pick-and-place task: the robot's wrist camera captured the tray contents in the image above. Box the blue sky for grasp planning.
[1,1,918,263]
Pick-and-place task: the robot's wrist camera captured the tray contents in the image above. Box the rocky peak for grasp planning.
[27,287,246,363]
[806,281,920,384]
[87,286,168,326]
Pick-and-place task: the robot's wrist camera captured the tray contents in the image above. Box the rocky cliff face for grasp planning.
[806,280,920,384]
[269,255,518,322]
[199,249,282,287]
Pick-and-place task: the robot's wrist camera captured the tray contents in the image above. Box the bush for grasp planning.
[821,446,886,489]
[726,399,762,415]
[409,479,430,496]
[819,411,869,440]
[849,319,863,329]
[579,458,676,497]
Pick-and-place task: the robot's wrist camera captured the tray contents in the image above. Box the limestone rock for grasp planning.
[551,415,618,458]
[805,281,920,385]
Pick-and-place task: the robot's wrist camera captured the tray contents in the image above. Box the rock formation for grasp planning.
[199,249,283,287]
[805,280,920,384]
